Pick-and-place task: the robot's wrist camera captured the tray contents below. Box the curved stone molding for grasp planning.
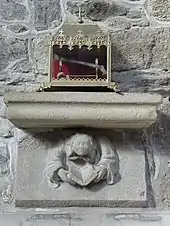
[4,92,162,130]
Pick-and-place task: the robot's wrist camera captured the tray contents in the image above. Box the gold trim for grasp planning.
[37,81,120,93]
[45,25,120,92]
[52,77,107,82]
[107,33,111,83]
[107,82,120,93]
[37,83,52,92]
[53,29,108,48]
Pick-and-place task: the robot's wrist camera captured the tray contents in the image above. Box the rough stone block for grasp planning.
[0,35,27,72]
[0,143,10,176]
[111,27,170,71]
[127,8,142,19]
[0,0,27,20]
[67,0,128,21]
[33,0,61,31]
[0,118,13,138]
[32,35,50,74]
[7,25,28,34]
[0,96,6,118]
[112,69,170,95]
[106,17,131,30]
[151,0,170,21]
[15,132,147,208]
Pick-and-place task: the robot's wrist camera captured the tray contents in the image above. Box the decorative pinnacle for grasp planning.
[77,29,83,36]
[59,29,64,36]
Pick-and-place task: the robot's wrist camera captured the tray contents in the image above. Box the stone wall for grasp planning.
[0,0,170,217]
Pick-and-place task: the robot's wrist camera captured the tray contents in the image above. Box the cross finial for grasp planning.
[77,5,84,24]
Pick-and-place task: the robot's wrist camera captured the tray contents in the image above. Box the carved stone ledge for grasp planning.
[4,92,162,130]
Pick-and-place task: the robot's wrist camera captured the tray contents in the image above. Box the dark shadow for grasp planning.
[41,86,117,92]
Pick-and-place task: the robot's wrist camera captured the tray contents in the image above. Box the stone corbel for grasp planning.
[3,92,162,130]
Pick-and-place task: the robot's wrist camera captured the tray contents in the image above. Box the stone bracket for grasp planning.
[4,91,162,130]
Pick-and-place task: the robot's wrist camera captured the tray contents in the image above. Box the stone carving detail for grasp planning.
[46,133,119,188]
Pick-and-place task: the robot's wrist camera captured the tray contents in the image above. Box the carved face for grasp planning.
[71,134,93,156]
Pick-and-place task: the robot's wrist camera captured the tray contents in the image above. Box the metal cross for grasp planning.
[76,5,85,24]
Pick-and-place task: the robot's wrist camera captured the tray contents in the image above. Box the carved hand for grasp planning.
[94,165,107,183]
[58,168,69,182]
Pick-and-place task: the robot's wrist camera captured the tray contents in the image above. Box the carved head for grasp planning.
[70,134,94,156]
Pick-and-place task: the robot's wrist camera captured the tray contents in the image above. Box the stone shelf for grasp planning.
[4,91,162,130]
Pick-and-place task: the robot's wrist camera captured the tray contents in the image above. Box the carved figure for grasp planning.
[46,133,119,188]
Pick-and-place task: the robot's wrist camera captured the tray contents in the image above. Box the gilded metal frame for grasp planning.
[38,27,119,92]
